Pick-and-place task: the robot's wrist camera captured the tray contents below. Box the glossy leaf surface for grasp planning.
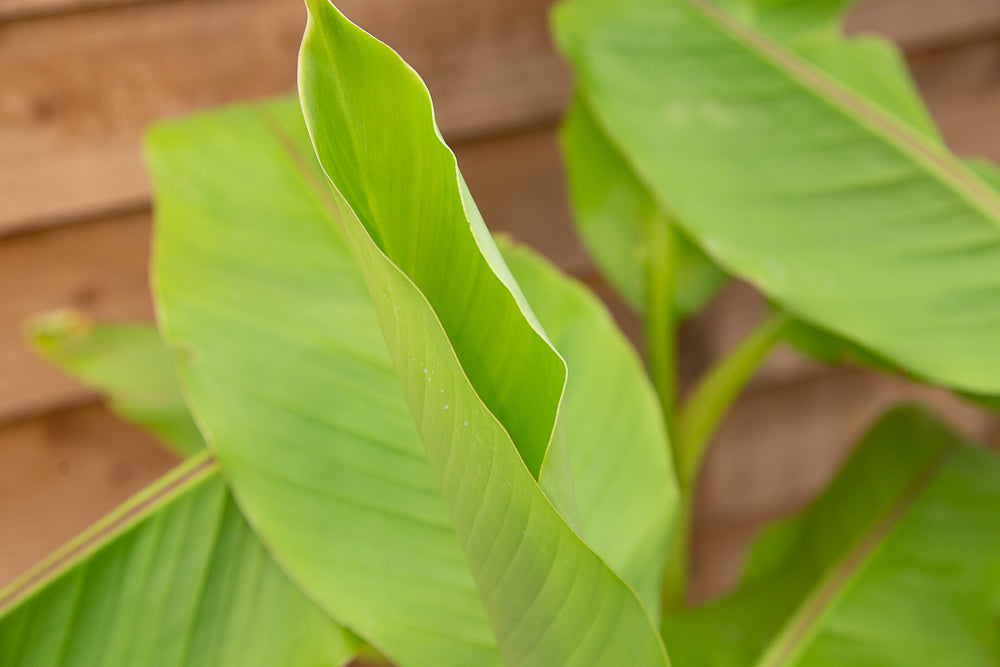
[0,457,358,667]
[663,407,1000,666]
[554,0,1000,394]
[299,4,671,663]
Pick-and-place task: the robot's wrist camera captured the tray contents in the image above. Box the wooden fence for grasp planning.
[2,0,1000,602]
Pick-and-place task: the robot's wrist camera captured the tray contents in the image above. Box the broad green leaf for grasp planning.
[663,406,1000,666]
[561,96,727,315]
[149,90,674,666]
[27,312,204,457]
[553,0,1000,395]
[0,456,358,667]
[298,3,670,663]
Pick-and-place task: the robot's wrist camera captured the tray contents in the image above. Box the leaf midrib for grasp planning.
[753,443,957,667]
[676,0,1000,229]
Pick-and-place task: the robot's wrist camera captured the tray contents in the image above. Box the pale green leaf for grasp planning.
[0,456,358,667]
[558,0,938,326]
[149,89,674,665]
[554,0,1000,394]
[27,312,204,457]
[663,406,1000,666]
[298,4,670,663]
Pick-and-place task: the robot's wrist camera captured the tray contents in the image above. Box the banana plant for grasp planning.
[2,0,1000,665]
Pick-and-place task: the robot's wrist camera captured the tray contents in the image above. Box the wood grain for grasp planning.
[5,0,1000,237]
[0,0,567,235]
[0,402,177,587]
[0,0,159,22]
[847,0,1000,51]
[0,215,155,425]
[910,39,1000,162]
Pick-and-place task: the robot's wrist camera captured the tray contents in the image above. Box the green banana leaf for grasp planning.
[150,70,673,667]
[553,0,1000,395]
[27,311,204,457]
[297,4,671,662]
[662,406,1000,665]
[558,0,939,325]
[0,455,359,667]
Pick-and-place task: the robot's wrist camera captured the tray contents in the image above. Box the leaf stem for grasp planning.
[676,312,790,491]
[644,212,687,612]
[645,212,678,441]
[662,311,789,612]
[661,497,692,612]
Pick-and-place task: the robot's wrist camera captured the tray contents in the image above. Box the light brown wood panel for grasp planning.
[0,0,568,235]
[0,125,595,425]
[0,402,177,587]
[0,215,155,425]
[0,0,996,47]
[689,521,760,604]
[910,39,1000,161]
[5,0,1000,238]
[0,0,158,22]
[847,0,1000,50]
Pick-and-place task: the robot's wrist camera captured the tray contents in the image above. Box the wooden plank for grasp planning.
[847,0,1000,51]
[6,0,1000,238]
[0,0,158,22]
[689,521,760,603]
[909,40,1000,162]
[0,125,596,425]
[0,402,177,587]
[0,0,568,235]
[0,215,155,425]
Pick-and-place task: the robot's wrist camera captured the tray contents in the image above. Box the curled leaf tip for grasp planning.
[26,308,91,347]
